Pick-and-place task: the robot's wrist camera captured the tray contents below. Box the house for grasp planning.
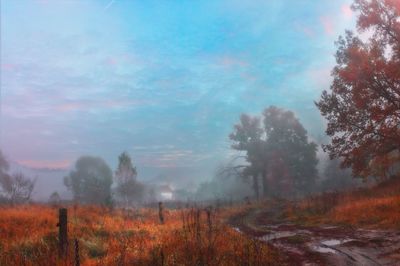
[157,184,174,201]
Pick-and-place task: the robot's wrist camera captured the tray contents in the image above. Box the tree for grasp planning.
[0,172,36,204]
[0,150,9,179]
[230,106,318,198]
[0,150,35,204]
[64,156,113,205]
[321,158,359,192]
[48,191,61,205]
[316,0,400,179]
[115,152,144,205]
[262,106,318,196]
[229,114,264,199]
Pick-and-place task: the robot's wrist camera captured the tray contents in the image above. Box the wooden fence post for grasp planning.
[158,202,164,224]
[58,208,68,258]
[74,238,80,266]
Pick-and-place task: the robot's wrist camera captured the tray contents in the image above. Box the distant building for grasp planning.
[158,184,174,201]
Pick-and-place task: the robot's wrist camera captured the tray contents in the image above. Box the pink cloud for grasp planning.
[1,63,17,71]
[217,56,248,68]
[105,57,118,66]
[55,99,150,113]
[17,159,71,170]
[341,4,353,19]
[320,16,334,35]
[293,22,315,38]
[57,102,86,112]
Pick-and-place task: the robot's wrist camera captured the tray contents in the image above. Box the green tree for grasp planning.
[64,156,113,205]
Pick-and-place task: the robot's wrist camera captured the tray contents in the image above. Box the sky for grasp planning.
[0,0,355,187]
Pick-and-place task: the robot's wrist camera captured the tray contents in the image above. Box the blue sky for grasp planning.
[0,0,355,186]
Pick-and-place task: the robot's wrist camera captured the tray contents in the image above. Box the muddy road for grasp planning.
[231,208,400,265]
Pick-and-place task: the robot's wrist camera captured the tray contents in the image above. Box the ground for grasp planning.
[1,179,399,265]
[231,204,400,266]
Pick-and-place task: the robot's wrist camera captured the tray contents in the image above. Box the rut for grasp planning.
[231,208,400,266]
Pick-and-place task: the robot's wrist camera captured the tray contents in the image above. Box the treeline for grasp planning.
[63,152,146,207]
[194,107,361,202]
[0,150,147,206]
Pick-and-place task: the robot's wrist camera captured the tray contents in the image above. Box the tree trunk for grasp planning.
[252,174,259,200]
[262,169,268,197]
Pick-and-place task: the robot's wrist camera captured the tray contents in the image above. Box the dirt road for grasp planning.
[231,207,400,266]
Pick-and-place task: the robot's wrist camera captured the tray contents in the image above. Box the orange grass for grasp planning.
[0,204,284,266]
[285,177,400,229]
[329,195,400,228]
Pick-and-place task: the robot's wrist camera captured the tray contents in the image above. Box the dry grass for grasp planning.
[285,177,400,229]
[329,195,400,228]
[0,204,284,266]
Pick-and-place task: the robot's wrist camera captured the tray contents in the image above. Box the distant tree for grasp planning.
[64,156,113,205]
[229,114,264,199]
[230,106,318,197]
[0,172,35,204]
[0,150,9,179]
[263,106,319,196]
[195,163,253,201]
[115,152,144,205]
[315,0,400,179]
[0,150,35,204]
[321,159,359,192]
[48,191,61,205]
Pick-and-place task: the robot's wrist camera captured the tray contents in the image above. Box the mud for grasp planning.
[231,208,400,266]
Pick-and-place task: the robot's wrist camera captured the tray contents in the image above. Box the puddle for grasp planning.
[313,246,337,254]
[232,227,241,233]
[320,225,338,230]
[321,239,353,246]
[258,231,297,241]
[311,239,354,254]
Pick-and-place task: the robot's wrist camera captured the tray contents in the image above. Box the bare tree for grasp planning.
[0,172,36,204]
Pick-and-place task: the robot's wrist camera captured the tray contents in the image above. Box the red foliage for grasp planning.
[316,0,400,178]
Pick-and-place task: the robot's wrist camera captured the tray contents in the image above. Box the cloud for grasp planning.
[17,159,71,170]
[341,4,353,19]
[294,22,315,38]
[1,0,356,184]
[320,16,334,35]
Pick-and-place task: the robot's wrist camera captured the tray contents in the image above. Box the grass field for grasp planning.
[2,178,399,265]
[0,204,284,266]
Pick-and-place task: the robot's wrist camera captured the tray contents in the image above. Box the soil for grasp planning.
[230,206,400,266]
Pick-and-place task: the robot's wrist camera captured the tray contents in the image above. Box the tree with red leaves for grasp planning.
[316,0,400,179]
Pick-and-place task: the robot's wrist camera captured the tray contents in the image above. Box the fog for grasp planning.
[0,0,372,204]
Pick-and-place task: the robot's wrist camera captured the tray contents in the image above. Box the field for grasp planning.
[1,178,400,265]
[0,204,285,266]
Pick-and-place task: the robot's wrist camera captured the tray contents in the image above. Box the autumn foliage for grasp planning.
[316,0,400,178]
